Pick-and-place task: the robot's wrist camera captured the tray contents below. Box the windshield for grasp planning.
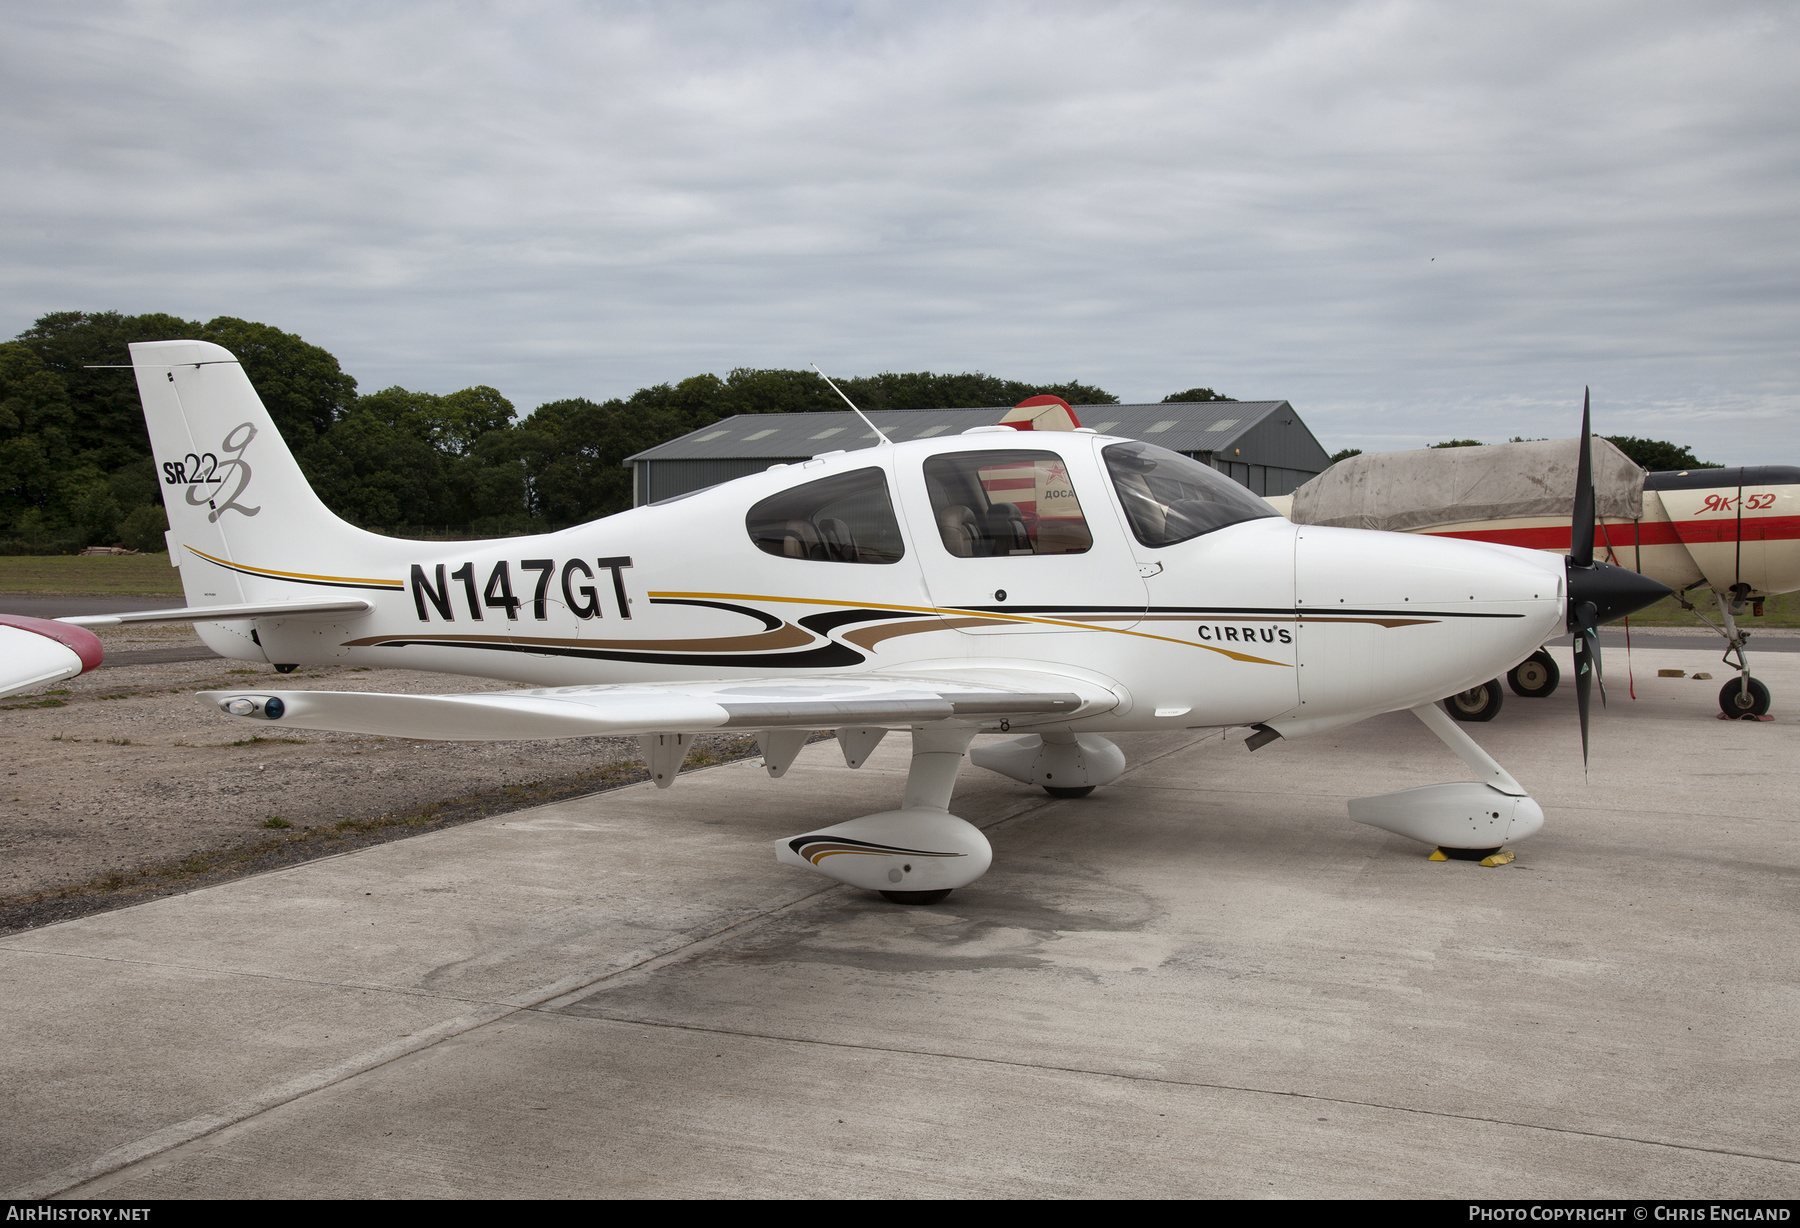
[1103,441,1278,547]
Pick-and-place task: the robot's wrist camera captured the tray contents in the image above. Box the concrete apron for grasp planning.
[1,645,1796,1198]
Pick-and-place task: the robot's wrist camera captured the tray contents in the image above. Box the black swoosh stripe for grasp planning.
[362,637,866,669]
[787,835,955,857]
[648,597,782,631]
[798,608,930,635]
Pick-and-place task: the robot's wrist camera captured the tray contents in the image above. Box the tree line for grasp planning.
[9,309,1715,556]
[1,311,1166,553]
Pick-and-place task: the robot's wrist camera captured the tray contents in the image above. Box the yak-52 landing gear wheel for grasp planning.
[1507,650,1560,698]
[1720,677,1771,719]
[1445,679,1505,722]
[1043,784,1096,799]
[880,889,952,905]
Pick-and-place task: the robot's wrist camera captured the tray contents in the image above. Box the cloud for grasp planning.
[3,0,1796,461]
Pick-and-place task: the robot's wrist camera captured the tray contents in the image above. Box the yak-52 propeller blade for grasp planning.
[1563,387,1672,769]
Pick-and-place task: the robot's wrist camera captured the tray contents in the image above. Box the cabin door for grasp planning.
[897,437,1147,638]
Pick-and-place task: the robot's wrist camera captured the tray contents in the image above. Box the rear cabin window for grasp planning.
[745,467,905,564]
[1103,440,1278,547]
[923,450,1093,557]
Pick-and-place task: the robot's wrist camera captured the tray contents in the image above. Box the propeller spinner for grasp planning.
[1565,388,1672,766]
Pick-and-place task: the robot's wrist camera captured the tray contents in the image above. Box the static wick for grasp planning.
[811,363,891,445]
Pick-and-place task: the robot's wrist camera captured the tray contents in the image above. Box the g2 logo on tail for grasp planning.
[163,422,261,522]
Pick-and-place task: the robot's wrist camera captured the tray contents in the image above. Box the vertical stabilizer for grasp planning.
[129,341,394,655]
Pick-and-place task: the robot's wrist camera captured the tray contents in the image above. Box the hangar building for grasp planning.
[624,401,1330,507]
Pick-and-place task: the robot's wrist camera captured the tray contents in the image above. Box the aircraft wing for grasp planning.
[198,669,1117,741]
[0,615,105,699]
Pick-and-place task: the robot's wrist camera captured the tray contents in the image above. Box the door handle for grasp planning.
[1137,562,1163,578]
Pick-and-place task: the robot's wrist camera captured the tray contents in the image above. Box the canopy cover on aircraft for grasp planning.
[1290,437,1644,532]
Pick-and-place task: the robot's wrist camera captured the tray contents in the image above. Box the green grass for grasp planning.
[0,553,182,597]
[1626,591,1800,629]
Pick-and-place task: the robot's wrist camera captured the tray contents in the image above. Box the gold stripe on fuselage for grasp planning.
[185,546,405,590]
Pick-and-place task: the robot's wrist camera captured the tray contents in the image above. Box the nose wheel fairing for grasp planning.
[1349,782,1544,849]
[1349,702,1545,853]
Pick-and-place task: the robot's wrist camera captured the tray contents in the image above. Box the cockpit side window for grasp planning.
[746,467,905,564]
[922,450,1093,557]
[1103,441,1278,548]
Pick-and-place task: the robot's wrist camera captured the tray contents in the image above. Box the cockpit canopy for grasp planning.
[743,438,1277,565]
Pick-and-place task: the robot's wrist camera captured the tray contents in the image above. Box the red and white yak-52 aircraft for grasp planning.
[1274,417,1798,722]
[0,344,1667,898]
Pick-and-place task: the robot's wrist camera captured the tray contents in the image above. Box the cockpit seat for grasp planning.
[780,519,826,560]
[817,517,858,563]
[937,505,984,558]
[987,502,1032,555]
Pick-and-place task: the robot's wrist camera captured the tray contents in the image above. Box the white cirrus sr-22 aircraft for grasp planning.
[0,342,1669,902]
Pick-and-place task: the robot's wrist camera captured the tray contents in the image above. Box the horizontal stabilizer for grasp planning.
[200,672,1099,742]
[60,599,373,628]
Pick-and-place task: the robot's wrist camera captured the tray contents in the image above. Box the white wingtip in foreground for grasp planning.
[2,344,1670,903]
[0,615,103,699]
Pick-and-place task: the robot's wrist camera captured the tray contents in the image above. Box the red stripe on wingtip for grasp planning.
[0,614,104,673]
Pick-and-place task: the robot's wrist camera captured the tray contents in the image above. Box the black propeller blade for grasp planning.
[1571,388,1595,570]
[1564,387,1671,768]
[1572,599,1597,767]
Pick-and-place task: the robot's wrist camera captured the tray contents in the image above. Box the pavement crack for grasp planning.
[558,1012,1800,1171]
[0,945,506,1009]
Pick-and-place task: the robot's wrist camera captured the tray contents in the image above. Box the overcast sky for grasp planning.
[4,1,1796,460]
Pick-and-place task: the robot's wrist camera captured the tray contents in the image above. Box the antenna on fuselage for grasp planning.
[811,363,892,445]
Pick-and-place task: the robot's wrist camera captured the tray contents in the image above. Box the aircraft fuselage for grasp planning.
[191,431,1566,737]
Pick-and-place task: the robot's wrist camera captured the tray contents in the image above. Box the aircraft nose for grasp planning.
[1566,558,1670,629]
[1294,526,1567,714]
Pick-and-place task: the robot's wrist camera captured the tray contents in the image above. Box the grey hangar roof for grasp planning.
[624,401,1332,506]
